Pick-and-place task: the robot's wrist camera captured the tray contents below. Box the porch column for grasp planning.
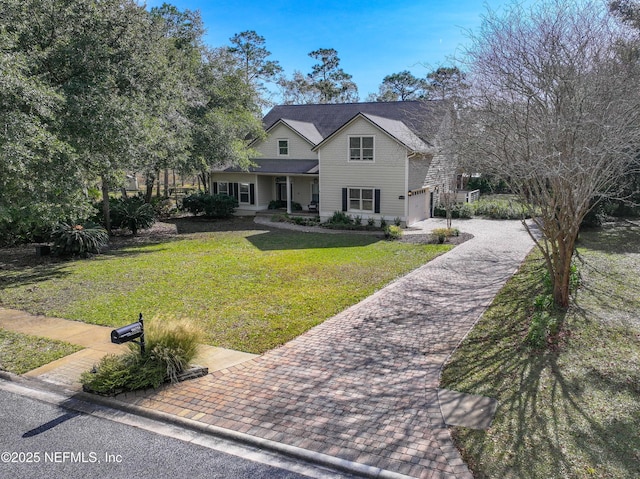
[286,176,292,214]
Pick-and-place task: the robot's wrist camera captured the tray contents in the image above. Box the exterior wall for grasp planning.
[211,173,259,210]
[423,148,457,203]
[289,176,316,209]
[254,123,317,159]
[408,154,433,191]
[211,173,317,211]
[257,176,272,208]
[318,117,409,222]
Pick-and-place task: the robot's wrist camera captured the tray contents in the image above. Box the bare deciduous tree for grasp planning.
[450,0,640,308]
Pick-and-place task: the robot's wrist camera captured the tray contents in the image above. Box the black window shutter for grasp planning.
[213,182,218,194]
[233,183,239,200]
[342,188,348,211]
[374,189,381,213]
[249,183,255,205]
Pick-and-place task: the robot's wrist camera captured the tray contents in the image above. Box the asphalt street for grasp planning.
[0,385,352,479]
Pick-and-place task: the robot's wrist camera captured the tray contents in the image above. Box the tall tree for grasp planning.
[0,2,86,243]
[307,48,358,103]
[277,70,319,105]
[277,48,358,104]
[141,3,204,202]
[187,47,265,191]
[610,0,640,28]
[426,66,469,100]
[374,71,427,101]
[449,0,640,308]
[228,30,282,103]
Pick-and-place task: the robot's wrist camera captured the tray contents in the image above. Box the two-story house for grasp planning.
[210,100,453,226]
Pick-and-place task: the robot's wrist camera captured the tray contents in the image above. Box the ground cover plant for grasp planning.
[0,330,83,374]
[0,220,452,353]
[81,318,201,395]
[441,221,640,479]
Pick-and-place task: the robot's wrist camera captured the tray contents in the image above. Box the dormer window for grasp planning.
[278,139,289,156]
[349,136,374,161]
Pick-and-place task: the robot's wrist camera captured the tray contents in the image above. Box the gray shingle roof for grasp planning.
[262,100,444,143]
[278,119,323,145]
[223,159,318,174]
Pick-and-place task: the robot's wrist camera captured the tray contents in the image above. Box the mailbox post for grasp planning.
[111,313,145,355]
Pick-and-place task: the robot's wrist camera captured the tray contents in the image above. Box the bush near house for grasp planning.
[431,227,460,244]
[182,193,238,218]
[268,200,302,211]
[433,202,474,219]
[385,225,402,240]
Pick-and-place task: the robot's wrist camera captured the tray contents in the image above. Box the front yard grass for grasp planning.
[441,220,640,479]
[0,225,452,353]
[0,329,83,374]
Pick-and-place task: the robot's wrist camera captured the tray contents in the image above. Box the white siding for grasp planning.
[318,117,408,220]
[254,123,317,159]
[257,176,272,208]
[408,154,433,191]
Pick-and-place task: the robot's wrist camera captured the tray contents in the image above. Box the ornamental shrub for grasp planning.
[385,225,402,240]
[81,318,201,394]
[327,211,353,225]
[182,193,238,218]
[181,192,208,216]
[51,222,109,256]
[431,227,459,241]
[111,196,155,235]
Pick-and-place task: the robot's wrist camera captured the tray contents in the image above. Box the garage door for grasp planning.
[407,188,429,226]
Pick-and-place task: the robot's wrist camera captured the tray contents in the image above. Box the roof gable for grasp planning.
[279,119,323,145]
[262,100,444,144]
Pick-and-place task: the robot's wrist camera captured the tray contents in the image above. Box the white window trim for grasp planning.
[348,187,375,213]
[239,183,250,204]
[278,139,289,157]
[348,135,375,162]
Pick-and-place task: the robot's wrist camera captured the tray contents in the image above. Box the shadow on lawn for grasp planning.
[577,220,640,254]
[442,254,640,479]
[0,245,71,291]
[246,229,381,251]
[167,216,269,234]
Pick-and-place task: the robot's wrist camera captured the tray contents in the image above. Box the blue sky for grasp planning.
[144,0,519,99]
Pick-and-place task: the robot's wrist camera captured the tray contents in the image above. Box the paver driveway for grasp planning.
[119,219,535,479]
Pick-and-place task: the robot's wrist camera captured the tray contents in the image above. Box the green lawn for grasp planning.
[441,221,640,479]
[0,329,83,374]
[0,226,451,353]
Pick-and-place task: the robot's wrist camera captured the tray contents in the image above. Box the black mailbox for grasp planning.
[111,313,145,354]
[111,322,142,344]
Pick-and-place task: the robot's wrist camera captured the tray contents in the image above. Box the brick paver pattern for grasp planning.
[119,219,534,479]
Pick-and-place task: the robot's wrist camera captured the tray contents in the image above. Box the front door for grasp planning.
[276,177,292,202]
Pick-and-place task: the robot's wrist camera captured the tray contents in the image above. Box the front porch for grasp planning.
[212,158,319,215]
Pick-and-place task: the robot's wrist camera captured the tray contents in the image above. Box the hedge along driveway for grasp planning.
[0,227,452,353]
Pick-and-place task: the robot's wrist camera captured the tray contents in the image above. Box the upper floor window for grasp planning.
[278,139,289,156]
[349,136,374,161]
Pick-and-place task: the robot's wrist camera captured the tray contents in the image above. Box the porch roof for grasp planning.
[222,159,319,175]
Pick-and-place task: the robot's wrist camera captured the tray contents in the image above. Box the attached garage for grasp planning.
[407,187,430,226]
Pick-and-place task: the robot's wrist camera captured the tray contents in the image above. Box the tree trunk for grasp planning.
[101,175,111,234]
[551,232,577,309]
[144,172,155,203]
[163,168,169,198]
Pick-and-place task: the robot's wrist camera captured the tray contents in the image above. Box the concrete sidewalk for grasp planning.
[0,218,535,479]
[0,310,257,390]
